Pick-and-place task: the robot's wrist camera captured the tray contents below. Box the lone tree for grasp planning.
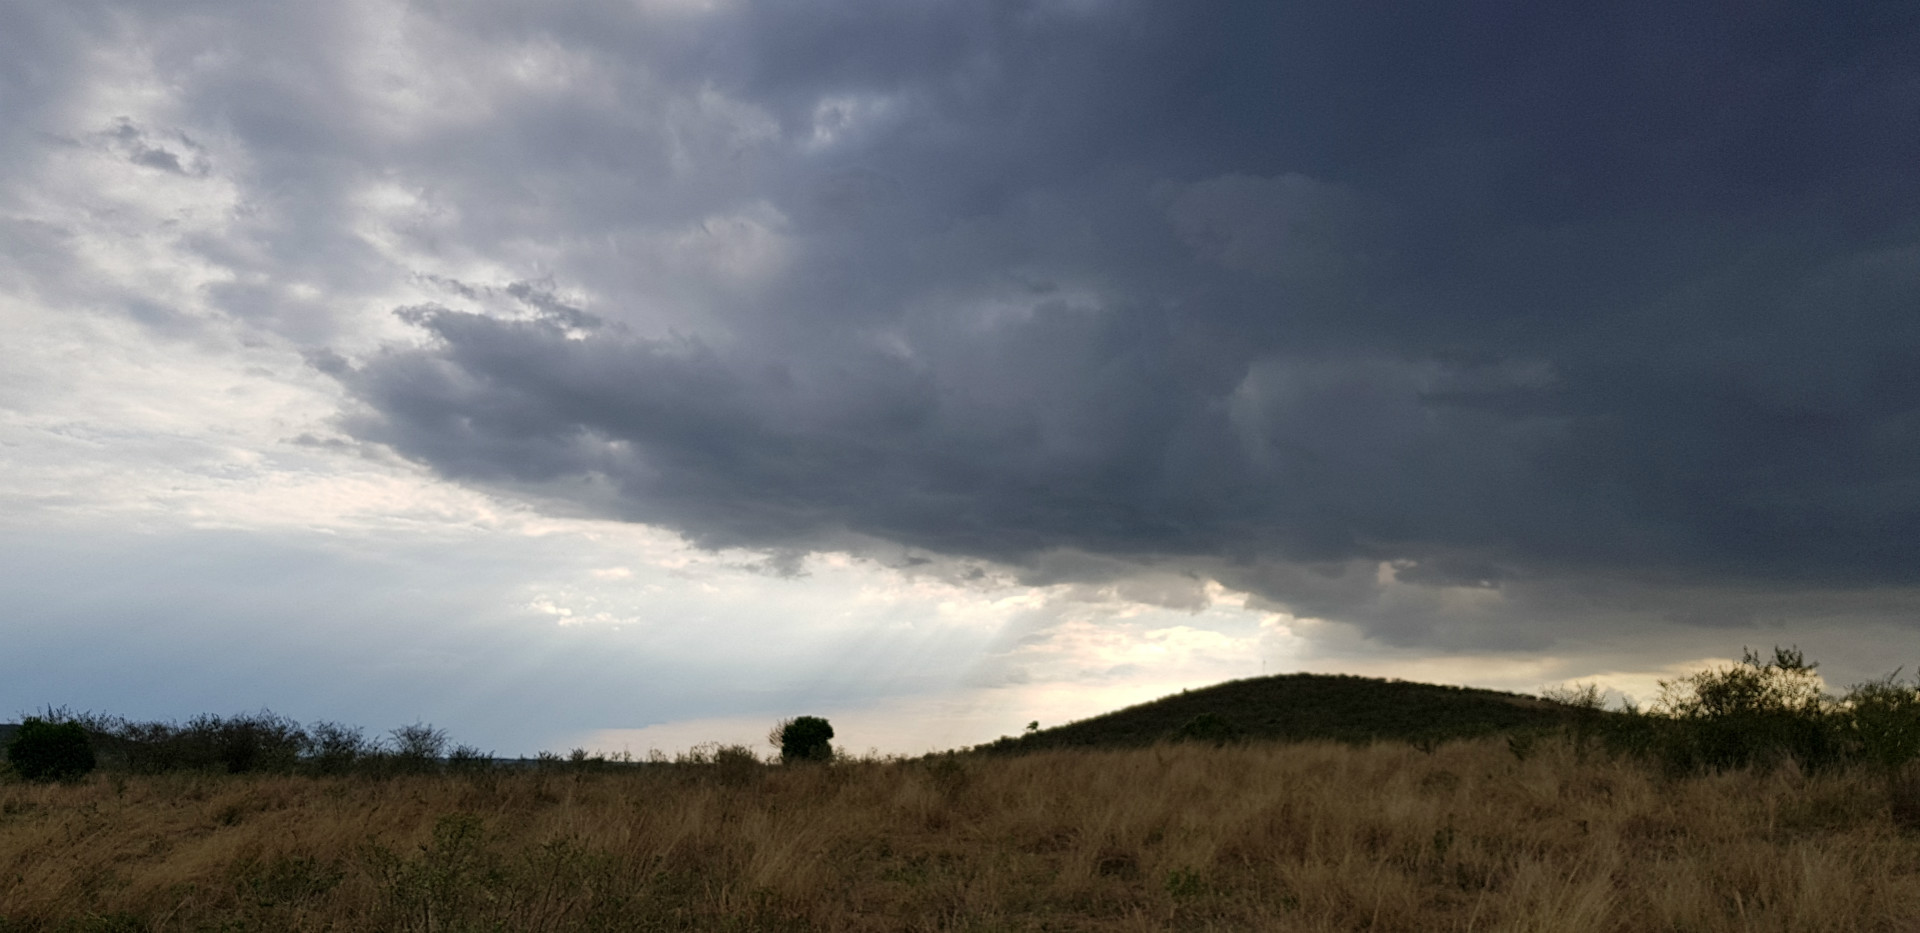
[770,716,835,764]
[7,717,97,782]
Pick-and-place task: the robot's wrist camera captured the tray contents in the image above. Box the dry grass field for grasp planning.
[4,738,1920,932]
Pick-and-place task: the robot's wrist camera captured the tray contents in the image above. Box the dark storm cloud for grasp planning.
[15,0,1910,637]
[336,0,1920,599]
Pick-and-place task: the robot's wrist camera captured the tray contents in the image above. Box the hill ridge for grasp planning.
[979,672,1595,752]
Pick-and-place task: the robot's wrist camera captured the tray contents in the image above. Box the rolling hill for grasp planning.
[3,674,1601,766]
[977,673,1601,752]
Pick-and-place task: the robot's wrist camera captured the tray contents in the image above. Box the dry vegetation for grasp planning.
[5,738,1920,932]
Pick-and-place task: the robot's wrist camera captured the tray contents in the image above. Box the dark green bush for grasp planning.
[307,721,369,776]
[1841,674,1920,771]
[771,716,835,763]
[8,711,482,778]
[446,744,493,773]
[1175,712,1245,746]
[1651,647,1844,774]
[104,712,310,774]
[711,744,763,787]
[1588,706,1660,761]
[6,717,96,782]
[669,743,763,785]
[206,712,308,774]
[375,722,449,775]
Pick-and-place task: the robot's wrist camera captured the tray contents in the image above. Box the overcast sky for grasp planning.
[4,0,1918,756]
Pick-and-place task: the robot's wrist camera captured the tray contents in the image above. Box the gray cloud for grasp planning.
[331,1,1920,636]
[9,0,1920,648]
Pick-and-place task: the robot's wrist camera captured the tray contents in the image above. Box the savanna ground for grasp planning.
[5,738,1919,932]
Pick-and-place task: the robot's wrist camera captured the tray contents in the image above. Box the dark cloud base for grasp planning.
[268,0,1920,634]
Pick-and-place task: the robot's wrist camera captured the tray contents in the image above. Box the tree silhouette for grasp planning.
[7,717,96,782]
[770,716,834,763]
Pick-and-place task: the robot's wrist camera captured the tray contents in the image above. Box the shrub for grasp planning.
[1541,683,1607,711]
[307,721,369,775]
[771,716,835,764]
[203,712,308,774]
[1653,646,1842,773]
[711,744,762,787]
[670,743,762,785]
[387,723,448,774]
[1590,705,1661,761]
[446,745,493,773]
[101,712,309,774]
[1175,712,1245,746]
[7,718,96,782]
[1842,674,1920,771]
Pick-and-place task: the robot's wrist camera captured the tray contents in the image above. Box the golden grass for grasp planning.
[3,738,1918,932]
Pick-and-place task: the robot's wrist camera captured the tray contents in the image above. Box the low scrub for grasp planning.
[1564,648,1920,779]
[8,711,483,779]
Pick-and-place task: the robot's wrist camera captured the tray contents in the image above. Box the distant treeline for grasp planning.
[1,711,846,781]
[0,711,587,778]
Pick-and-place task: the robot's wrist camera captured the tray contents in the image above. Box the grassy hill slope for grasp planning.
[982,673,1596,752]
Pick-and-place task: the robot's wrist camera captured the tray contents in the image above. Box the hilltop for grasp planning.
[978,672,1598,752]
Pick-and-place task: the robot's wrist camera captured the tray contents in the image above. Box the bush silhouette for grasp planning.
[194,712,308,774]
[307,721,370,775]
[1653,646,1842,773]
[710,744,762,786]
[446,744,493,774]
[96,711,310,774]
[1176,712,1245,746]
[387,723,449,774]
[1841,673,1920,772]
[771,716,834,763]
[7,717,96,782]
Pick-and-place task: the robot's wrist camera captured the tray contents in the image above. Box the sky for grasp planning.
[4,0,1919,758]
